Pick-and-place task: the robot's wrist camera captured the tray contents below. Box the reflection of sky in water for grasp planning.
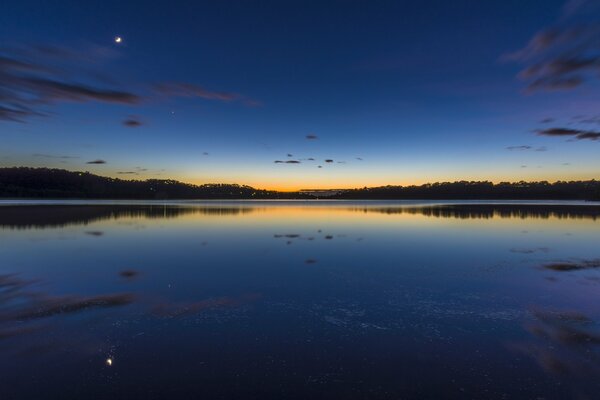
[0,202,599,399]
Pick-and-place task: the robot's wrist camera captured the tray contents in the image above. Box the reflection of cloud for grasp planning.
[0,275,133,325]
[511,307,600,394]
[510,247,550,254]
[85,231,104,236]
[151,293,261,318]
[542,259,600,271]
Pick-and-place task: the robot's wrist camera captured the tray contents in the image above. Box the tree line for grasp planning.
[0,167,598,200]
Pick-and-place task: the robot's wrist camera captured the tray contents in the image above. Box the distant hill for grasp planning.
[0,167,306,199]
[0,167,598,200]
[331,180,600,201]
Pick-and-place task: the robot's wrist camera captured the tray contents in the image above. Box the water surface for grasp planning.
[1,201,599,399]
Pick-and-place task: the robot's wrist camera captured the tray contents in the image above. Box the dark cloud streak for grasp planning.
[536,127,600,141]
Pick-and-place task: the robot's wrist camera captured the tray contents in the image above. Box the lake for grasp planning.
[1,201,599,399]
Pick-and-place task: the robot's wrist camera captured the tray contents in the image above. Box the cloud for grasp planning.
[542,259,600,271]
[86,159,107,164]
[32,153,80,159]
[506,145,548,151]
[526,75,584,91]
[155,82,238,102]
[243,99,263,107]
[122,116,142,127]
[356,157,363,161]
[0,46,141,122]
[540,117,555,123]
[306,134,318,140]
[324,159,334,163]
[274,160,301,164]
[536,127,600,140]
[506,145,533,150]
[502,3,600,92]
[575,115,600,124]
[0,45,256,123]
[117,171,138,175]
[154,82,260,106]
[21,77,140,103]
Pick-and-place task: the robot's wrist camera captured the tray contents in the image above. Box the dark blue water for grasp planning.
[1,201,599,399]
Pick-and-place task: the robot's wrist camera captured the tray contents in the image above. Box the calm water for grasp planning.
[1,201,599,399]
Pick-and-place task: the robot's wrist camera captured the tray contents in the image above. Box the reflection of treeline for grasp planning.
[334,181,600,200]
[2,204,599,229]
[0,168,309,199]
[0,205,255,229]
[353,204,600,220]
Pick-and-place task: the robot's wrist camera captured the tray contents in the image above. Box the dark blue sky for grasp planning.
[1,0,599,189]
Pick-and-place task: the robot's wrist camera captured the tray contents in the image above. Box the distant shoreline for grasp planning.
[1,167,599,201]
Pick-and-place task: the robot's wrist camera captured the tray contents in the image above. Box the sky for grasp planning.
[1,0,599,190]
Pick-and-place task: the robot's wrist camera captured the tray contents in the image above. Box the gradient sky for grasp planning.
[1,0,599,190]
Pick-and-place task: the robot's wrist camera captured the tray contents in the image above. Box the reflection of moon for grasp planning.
[114,36,122,43]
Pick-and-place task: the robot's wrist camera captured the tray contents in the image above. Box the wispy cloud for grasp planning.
[32,153,80,159]
[86,159,107,164]
[155,82,238,102]
[154,82,260,106]
[503,2,600,92]
[506,145,548,151]
[274,160,301,164]
[306,134,318,140]
[0,44,259,122]
[0,45,140,122]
